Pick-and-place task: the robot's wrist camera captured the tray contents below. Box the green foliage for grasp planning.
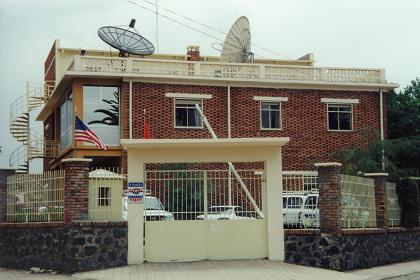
[333,78,420,181]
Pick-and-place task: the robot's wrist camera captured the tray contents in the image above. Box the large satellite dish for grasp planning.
[98,19,155,57]
[220,16,253,63]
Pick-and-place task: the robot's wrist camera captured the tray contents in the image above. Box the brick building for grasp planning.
[35,40,398,171]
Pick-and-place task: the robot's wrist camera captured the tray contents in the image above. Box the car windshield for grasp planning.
[145,197,163,210]
[283,197,304,209]
[208,206,233,214]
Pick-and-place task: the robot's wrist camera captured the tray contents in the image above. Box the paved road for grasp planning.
[1,260,420,280]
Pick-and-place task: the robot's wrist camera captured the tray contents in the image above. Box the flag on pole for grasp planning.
[144,109,151,139]
[75,116,107,150]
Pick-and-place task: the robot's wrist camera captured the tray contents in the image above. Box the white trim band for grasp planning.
[165,93,212,99]
[321,98,359,104]
[254,96,288,102]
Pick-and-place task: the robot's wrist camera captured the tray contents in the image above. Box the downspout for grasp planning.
[129,80,133,139]
[380,88,385,171]
[227,83,232,205]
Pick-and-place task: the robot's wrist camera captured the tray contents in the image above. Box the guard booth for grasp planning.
[121,137,289,264]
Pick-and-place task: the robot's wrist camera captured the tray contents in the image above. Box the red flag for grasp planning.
[144,109,151,139]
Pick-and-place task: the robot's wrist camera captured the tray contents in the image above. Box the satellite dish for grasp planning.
[98,19,155,57]
[220,16,254,63]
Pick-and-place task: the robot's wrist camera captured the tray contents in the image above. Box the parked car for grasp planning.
[196,206,256,220]
[122,196,175,221]
[283,194,307,228]
[299,193,319,228]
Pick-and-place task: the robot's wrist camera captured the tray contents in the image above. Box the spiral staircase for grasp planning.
[9,82,56,173]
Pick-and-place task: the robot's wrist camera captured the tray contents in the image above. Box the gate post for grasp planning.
[62,158,92,223]
[0,168,16,223]
[315,162,342,235]
[364,173,389,228]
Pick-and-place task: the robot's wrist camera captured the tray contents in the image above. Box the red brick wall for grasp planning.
[44,41,56,83]
[121,82,382,170]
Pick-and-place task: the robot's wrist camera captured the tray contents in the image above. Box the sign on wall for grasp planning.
[125,182,144,204]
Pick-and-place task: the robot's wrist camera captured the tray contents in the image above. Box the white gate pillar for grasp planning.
[127,154,145,265]
[266,147,284,261]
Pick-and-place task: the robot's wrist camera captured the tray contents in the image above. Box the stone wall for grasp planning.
[0,222,127,273]
[285,229,420,271]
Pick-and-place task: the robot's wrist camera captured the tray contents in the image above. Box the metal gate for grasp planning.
[144,169,267,262]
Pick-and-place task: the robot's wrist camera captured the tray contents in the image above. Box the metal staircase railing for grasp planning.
[9,81,57,173]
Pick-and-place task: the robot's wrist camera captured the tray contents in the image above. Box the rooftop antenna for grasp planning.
[98,19,155,57]
[220,16,254,63]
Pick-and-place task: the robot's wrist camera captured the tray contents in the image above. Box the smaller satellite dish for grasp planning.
[98,19,155,57]
[221,16,254,63]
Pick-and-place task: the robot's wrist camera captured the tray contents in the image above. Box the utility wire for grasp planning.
[129,0,294,60]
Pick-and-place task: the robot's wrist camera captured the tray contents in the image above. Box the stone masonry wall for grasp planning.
[0,222,127,273]
[285,229,420,271]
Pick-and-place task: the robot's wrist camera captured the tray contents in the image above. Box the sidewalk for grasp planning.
[1,259,420,280]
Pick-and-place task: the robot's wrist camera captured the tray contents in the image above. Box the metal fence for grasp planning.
[282,171,318,193]
[386,182,401,227]
[88,168,125,222]
[144,169,264,221]
[341,175,377,228]
[6,170,65,223]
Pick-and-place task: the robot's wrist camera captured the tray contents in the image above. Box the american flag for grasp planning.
[75,116,107,150]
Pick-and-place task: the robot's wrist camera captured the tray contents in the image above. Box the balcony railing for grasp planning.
[71,55,386,85]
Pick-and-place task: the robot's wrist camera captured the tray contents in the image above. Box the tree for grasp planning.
[333,78,420,181]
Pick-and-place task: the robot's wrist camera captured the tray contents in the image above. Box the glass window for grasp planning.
[304,196,318,209]
[286,197,303,209]
[174,99,202,128]
[261,102,281,129]
[60,90,72,151]
[83,86,120,146]
[328,104,353,131]
[98,186,110,206]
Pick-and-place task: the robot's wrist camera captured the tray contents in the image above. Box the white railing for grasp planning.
[6,170,65,223]
[341,175,377,228]
[88,168,125,222]
[282,171,318,193]
[386,182,401,227]
[145,169,264,221]
[72,55,385,84]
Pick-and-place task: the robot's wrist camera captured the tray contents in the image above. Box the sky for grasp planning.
[0,0,419,171]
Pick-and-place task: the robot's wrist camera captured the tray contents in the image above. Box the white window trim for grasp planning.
[321,98,359,104]
[174,98,204,129]
[326,103,354,132]
[166,93,212,99]
[260,101,282,131]
[254,96,288,102]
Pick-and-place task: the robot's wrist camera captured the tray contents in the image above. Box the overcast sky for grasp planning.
[0,0,419,170]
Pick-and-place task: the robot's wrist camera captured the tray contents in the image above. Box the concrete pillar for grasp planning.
[315,162,342,235]
[266,147,284,261]
[364,173,389,228]
[127,151,145,264]
[0,168,16,223]
[62,158,92,223]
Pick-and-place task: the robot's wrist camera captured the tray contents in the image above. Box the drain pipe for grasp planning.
[380,88,385,171]
[129,80,133,139]
[227,83,232,205]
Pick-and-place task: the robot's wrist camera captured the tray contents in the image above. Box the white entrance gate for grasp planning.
[144,168,267,262]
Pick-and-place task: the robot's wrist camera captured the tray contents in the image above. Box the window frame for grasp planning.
[98,186,111,207]
[260,101,282,131]
[173,98,204,129]
[327,103,354,132]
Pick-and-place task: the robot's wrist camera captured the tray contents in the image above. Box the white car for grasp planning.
[283,194,307,228]
[299,194,320,228]
[122,196,174,221]
[196,206,255,221]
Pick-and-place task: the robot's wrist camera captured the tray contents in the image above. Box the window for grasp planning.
[285,197,304,209]
[83,86,120,146]
[328,104,353,131]
[304,196,318,210]
[261,102,281,130]
[174,99,202,128]
[98,186,110,206]
[60,89,72,151]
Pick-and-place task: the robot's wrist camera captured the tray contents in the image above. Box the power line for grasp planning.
[132,0,294,60]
